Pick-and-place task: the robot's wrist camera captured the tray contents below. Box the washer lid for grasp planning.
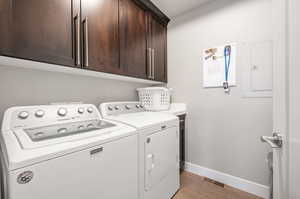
[106,112,177,129]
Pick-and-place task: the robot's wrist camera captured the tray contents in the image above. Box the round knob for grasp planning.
[108,106,113,111]
[87,107,94,113]
[114,106,120,110]
[18,111,29,119]
[35,110,45,118]
[125,105,131,110]
[78,107,85,114]
[57,108,68,117]
[136,104,140,108]
[140,105,144,108]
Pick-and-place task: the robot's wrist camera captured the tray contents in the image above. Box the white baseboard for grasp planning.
[184,162,270,199]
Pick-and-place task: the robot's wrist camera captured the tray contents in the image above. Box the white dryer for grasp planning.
[99,101,180,199]
[0,104,138,199]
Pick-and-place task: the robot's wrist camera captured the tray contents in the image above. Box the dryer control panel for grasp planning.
[100,102,145,117]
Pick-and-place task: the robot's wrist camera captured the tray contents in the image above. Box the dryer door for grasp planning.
[145,126,178,191]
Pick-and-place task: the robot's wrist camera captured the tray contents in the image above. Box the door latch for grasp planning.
[261,132,283,148]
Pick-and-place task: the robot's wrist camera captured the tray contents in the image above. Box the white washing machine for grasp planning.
[99,101,180,199]
[0,104,139,199]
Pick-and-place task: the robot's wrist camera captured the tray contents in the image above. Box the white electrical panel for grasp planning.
[243,41,273,98]
[250,41,273,91]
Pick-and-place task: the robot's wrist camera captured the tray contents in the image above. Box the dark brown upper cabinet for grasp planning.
[119,0,148,79]
[0,0,80,67]
[147,14,168,82]
[81,0,121,74]
[0,0,170,82]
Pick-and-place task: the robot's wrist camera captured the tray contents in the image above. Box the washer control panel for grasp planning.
[100,102,145,116]
[7,104,100,130]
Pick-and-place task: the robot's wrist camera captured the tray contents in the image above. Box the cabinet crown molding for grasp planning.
[133,0,170,25]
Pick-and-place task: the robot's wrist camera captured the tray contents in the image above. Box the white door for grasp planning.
[267,0,300,199]
[271,0,288,198]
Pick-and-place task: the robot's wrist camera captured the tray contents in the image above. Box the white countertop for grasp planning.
[161,103,187,116]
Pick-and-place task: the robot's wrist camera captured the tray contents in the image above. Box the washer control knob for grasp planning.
[78,107,85,114]
[114,106,120,110]
[35,110,45,118]
[57,108,67,117]
[140,104,144,108]
[125,105,131,110]
[136,104,140,108]
[18,111,29,119]
[108,106,113,111]
[87,107,94,113]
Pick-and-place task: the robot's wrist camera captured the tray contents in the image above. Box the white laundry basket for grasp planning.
[137,87,172,111]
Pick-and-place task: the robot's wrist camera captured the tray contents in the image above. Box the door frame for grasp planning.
[272,0,289,199]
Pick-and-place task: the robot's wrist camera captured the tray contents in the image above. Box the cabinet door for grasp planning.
[81,0,121,74]
[0,0,79,67]
[119,0,148,79]
[151,18,167,82]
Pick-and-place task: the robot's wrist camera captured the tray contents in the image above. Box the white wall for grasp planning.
[168,0,272,186]
[0,65,146,126]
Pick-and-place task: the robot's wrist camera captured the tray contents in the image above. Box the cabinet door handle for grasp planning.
[83,17,89,67]
[148,48,152,79]
[152,49,155,79]
[74,14,81,66]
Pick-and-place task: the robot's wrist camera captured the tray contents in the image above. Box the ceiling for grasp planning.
[151,0,213,18]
